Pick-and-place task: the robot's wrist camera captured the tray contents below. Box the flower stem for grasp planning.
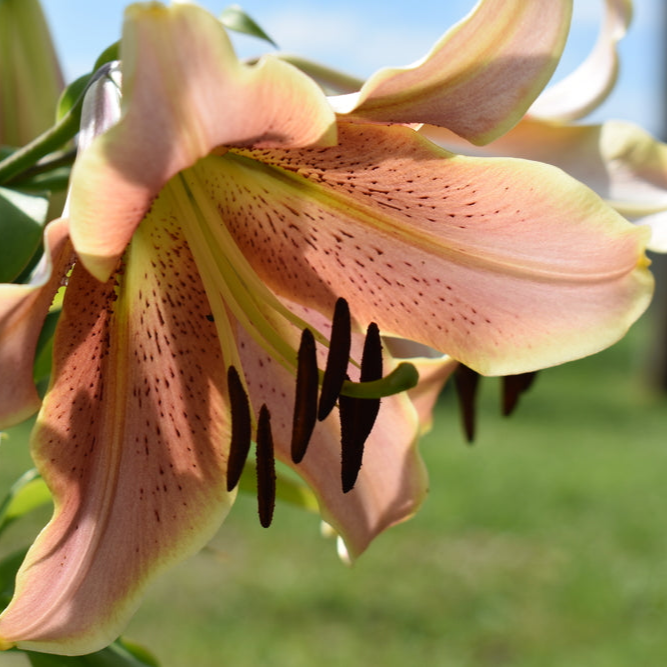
[0,107,81,186]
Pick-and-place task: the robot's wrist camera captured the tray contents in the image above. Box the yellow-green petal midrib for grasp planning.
[223,148,642,285]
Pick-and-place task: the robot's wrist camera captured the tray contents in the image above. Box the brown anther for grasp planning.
[318,297,351,421]
[340,322,383,493]
[360,322,383,384]
[256,404,276,528]
[291,327,319,464]
[502,372,537,416]
[226,366,251,491]
[454,365,480,443]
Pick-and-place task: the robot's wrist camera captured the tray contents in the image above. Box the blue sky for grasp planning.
[41,0,665,137]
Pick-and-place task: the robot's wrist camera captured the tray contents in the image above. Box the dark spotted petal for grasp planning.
[220,121,651,376]
[0,196,234,654]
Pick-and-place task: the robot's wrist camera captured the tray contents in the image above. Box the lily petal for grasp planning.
[0,209,233,655]
[0,218,71,429]
[69,1,336,283]
[529,0,633,121]
[236,304,426,560]
[404,357,458,434]
[328,0,572,144]
[383,337,458,433]
[204,122,651,375]
[422,118,667,251]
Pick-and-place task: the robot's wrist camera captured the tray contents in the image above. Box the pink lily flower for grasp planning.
[0,0,652,655]
[424,0,667,250]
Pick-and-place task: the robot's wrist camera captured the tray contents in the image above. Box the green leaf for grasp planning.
[0,469,52,537]
[0,186,49,282]
[11,167,71,193]
[220,5,278,48]
[93,41,120,73]
[33,308,61,385]
[115,639,161,667]
[25,639,160,666]
[0,548,28,607]
[56,75,92,122]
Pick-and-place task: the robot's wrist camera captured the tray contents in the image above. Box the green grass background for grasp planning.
[1,316,666,666]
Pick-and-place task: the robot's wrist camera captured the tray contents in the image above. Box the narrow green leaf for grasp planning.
[0,548,28,606]
[0,469,52,537]
[115,639,161,667]
[56,74,92,122]
[26,653,74,667]
[220,5,278,48]
[93,41,120,73]
[10,167,71,193]
[25,639,160,666]
[33,308,61,385]
[0,186,49,282]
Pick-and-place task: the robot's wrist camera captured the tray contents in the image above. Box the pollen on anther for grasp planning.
[453,365,480,443]
[318,298,351,421]
[256,405,276,528]
[226,366,251,491]
[291,328,319,464]
[339,322,383,493]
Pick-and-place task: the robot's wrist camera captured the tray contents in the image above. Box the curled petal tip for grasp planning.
[70,0,336,284]
[331,0,572,143]
[530,0,633,121]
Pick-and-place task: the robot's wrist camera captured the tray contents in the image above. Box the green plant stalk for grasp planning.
[0,107,81,186]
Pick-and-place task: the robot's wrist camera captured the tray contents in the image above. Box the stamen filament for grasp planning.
[172,174,298,374]
[184,164,342,355]
[162,179,245,374]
